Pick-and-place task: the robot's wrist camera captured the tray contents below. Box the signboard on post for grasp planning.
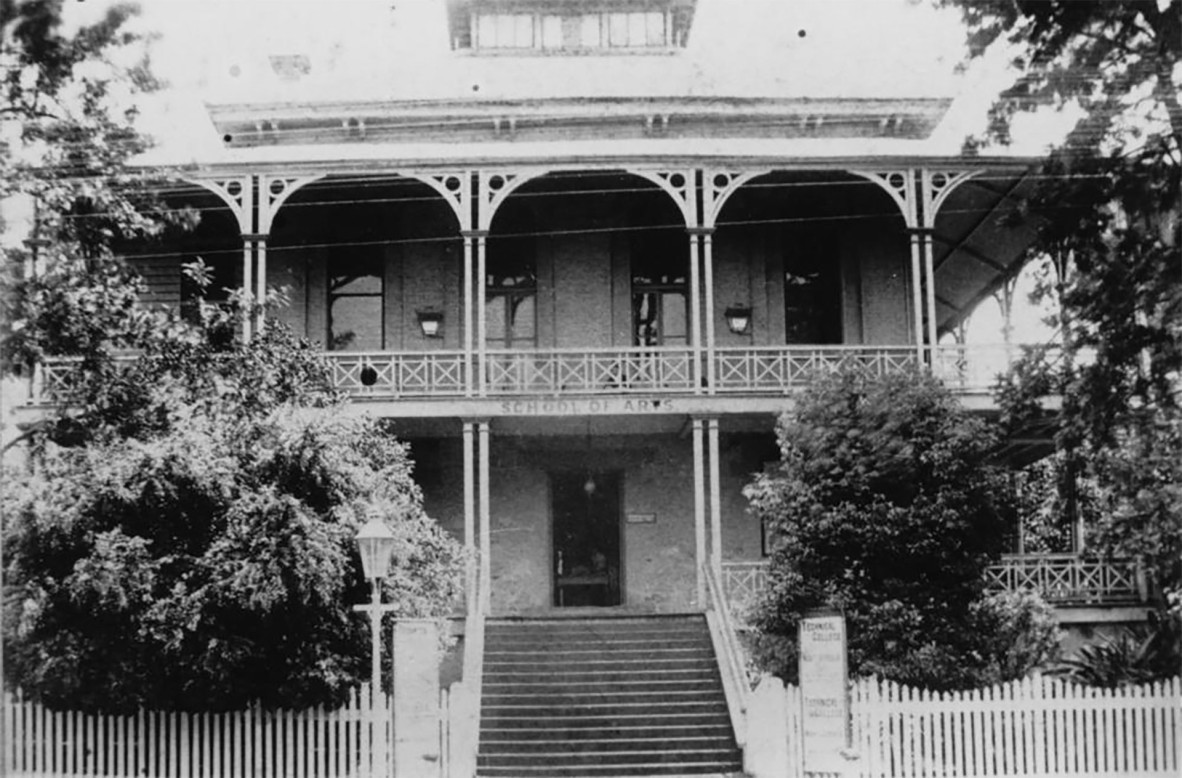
[799,610,849,775]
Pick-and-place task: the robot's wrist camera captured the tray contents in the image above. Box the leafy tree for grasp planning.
[940,1,1181,603]
[2,304,466,712]
[746,367,1058,690]
[1,3,466,711]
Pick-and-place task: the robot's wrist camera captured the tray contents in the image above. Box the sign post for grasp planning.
[798,609,851,775]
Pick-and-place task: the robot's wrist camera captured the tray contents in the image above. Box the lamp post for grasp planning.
[356,515,396,697]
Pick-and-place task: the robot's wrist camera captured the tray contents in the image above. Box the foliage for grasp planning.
[942,0,1182,604]
[1,0,193,370]
[1051,610,1181,687]
[2,314,466,712]
[1,5,465,712]
[745,367,1057,690]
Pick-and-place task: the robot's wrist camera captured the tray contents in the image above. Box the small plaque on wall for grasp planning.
[626,513,655,524]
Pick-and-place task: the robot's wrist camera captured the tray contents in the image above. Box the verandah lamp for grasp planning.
[724,304,752,335]
[416,308,444,338]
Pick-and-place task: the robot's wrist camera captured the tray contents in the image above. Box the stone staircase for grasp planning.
[477,614,743,777]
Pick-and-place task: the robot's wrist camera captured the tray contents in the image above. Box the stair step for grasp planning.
[483,679,720,694]
[477,761,741,777]
[480,711,732,729]
[481,736,735,753]
[480,723,734,741]
[478,747,742,765]
[483,668,719,683]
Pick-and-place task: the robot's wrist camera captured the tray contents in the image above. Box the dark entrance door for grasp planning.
[552,471,621,607]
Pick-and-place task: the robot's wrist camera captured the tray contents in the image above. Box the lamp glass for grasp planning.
[417,311,443,338]
[725,306,752,335]
[356,517,396,580]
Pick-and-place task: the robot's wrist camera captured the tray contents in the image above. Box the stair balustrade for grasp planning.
[703,563,751,768]
[444,593,485,778]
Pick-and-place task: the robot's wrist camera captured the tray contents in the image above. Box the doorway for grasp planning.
[551,471,622,607]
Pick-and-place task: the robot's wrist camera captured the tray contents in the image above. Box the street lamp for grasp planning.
[356,515,396,700]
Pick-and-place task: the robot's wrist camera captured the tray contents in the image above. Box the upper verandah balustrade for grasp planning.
[25,343,1042,405]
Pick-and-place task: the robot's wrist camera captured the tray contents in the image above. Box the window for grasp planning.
[607,12,665,48]
[485,250,537,348]
[328,255,383,351]
[477,14,534,49]
[631,243,688,347]
[784,231,841,344]
[470,10,670,52]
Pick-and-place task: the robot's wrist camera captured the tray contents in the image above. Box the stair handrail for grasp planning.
[447,590,485,778]
[703,562,751,750]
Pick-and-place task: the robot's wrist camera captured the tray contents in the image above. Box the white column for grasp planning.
[241,237,253,341]
[692,417,706,608]
[462,421,476,610]
[923,232,938,351]
[462,234,475,396]
[701,230,717,393]
[688,233,702,393]
[707,417,722,579]
[255,237,267,333]
[478,420,491,612]
[476,235,488,396]
[909,231,924,358]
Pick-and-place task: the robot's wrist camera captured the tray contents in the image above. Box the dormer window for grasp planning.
[449,1,695,53]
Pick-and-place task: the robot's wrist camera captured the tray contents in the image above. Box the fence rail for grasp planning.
[748,675,1181,778]
[713,346,921,393]
[2,686,390,778]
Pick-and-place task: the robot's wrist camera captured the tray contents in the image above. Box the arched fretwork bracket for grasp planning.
[401,171,473,232]
[627,169,698,227]
[258,174,327,235]
[477,169,550,232]
[701,169,773,229]
[849,169,918,228]
[921,169,983,227]
[188,176,254,234]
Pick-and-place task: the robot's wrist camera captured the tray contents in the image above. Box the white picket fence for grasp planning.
[748,675,1180,778]
[2,686,391,778]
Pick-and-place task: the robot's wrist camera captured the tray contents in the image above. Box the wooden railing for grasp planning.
[984,553,1148,604]
[24,344,1050,404]
[327,351,468,397]
[484,346,695,395]
[722,554,1148,619]
[713,346,920,393]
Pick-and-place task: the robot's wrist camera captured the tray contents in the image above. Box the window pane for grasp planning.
[579,14,601,47]
[608,13,628,46]
[509,295,536,343]
[661,291,687,344]
[627,13,646,47]
[513,14,533,47]
[478,14,496,47]
[645,12,665,46]
[330,256,382,295]
[330,296,383,351]
[631,252,687,286]
[485,294,506,344]
[633,292,658,345]
[541,15,562,48]
[487,251,536,289]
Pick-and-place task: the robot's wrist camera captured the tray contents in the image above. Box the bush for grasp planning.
[746,367,1058,689]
